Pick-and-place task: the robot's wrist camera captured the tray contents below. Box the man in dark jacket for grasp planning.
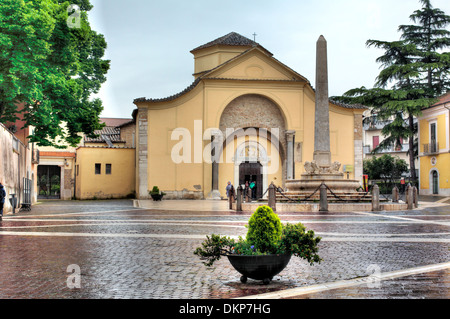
[0,181,6,220]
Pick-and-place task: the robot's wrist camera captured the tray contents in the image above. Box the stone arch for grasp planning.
[219,94,288,185]
[217,92,290,127]
[219,94,286,131]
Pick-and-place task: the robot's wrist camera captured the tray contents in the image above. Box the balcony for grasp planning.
[363,144,409,155]
[423,142,439,155]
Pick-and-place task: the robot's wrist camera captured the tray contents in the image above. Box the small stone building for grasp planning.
[74,118,136,200]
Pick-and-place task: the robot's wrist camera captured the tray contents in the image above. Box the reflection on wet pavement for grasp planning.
[0,199,449,299]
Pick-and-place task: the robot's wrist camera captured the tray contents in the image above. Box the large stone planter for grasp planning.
[227,254,291,285]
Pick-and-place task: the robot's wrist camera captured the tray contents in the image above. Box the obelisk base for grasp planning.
[286,177,361,194]
[313,150,332,167]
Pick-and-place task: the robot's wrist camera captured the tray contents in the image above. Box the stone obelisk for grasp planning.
[285,35,360,195]
[313,35,332,168]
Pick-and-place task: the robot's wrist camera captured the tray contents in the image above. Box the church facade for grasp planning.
[133,32,365,200]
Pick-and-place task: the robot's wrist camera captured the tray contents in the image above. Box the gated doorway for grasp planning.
[239,162,263,199]
[37,165,61,199]
[432,170,439,195]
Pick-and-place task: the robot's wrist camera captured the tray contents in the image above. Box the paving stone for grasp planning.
[0,199,448,299]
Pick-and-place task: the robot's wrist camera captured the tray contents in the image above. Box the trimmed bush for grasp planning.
[246,205,282,253]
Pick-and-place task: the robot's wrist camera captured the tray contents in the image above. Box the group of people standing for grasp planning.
[226,180,258,202]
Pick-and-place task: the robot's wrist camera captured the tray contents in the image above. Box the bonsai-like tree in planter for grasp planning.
[149,186,165,201]
[194,205,322,284]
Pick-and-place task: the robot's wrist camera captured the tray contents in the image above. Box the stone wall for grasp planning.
[63,167,74,200]
[163,189,204,200]
[0,123,33,213]
[120,123,136,148]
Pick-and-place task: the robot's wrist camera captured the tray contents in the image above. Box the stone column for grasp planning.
[137,108,149,199]
[286,131,295,180]
[372,184,380,212]
[268,183,276,212]
[319,183,328,212]
[236,186,242,211]
[354,114,363,182]
[207,134,221,200]
[392,186,399,203]
[406,185,413,210]
[313,35,332,167]
[59,165,65,200]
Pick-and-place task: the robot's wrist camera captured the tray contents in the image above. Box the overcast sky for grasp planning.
[88,0,450,119]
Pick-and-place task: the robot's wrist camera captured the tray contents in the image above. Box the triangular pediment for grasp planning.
[201,47,308,83]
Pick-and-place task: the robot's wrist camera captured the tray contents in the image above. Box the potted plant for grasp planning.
[149,186,165,201]
[194,205,322,285]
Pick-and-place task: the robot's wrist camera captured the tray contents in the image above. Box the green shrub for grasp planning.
[246,205,282,253]
[232,238,264,256]
[193,234,235,267]
[150,186,160,195]
[276,223,322,266]
[149,186,165,196]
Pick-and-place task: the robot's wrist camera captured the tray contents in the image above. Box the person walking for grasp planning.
[226,181,232,199]
[250,180,256,200]
[244,181,250,202]
[0,181,6,221]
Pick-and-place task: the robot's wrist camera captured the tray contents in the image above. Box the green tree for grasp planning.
[0,0,110,147]
[398,0,450,95]
[363,154,409,189]
[333,0,450,182]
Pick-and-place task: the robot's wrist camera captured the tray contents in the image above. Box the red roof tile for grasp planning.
[40,151,76,158]
[100,118,132,127]
[435,92,450,105]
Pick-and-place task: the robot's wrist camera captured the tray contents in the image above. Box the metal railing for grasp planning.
[423,142,439,154]
[20,177,32,211]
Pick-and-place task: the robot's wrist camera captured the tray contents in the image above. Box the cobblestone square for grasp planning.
[0,199,449,299]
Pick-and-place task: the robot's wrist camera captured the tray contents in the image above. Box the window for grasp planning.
[12,136,19,152]
[430,122,436,143]
[395,137,404,151]
[373,136,380,149]
[430,122,438,153]
[106,164,112,175]
[95,163,101,175]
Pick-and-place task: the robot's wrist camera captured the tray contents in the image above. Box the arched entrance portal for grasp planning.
[234,141,269,199]
[219,94,288,186]
[208,93,290,199]
[239,162,263,199]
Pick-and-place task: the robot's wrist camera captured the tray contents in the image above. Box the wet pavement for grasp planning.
[0,198,449,299]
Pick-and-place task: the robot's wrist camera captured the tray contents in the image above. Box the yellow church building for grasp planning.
[418,92,450,196]
[133,32,366,200]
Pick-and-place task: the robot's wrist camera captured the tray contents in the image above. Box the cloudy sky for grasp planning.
[88,0,450,119]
